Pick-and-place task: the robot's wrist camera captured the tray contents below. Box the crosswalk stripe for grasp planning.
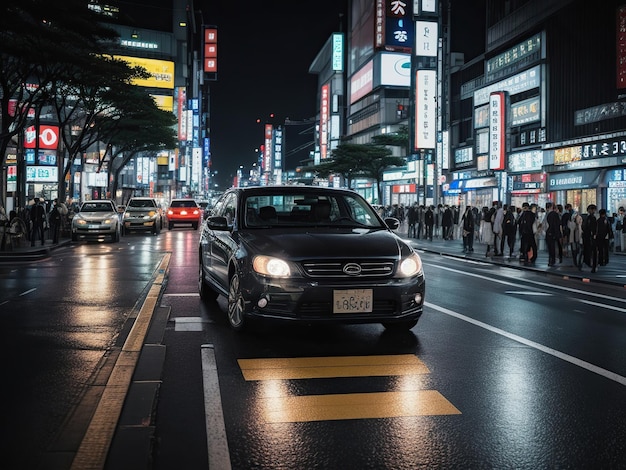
[261,390,461,423]
[238,354,430,381]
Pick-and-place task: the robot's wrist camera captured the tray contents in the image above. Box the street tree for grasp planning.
[309,142,405,204]
[0,0,120,204]
[103,87,178,199]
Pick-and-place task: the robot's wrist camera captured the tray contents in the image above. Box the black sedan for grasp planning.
[198,186,425,331]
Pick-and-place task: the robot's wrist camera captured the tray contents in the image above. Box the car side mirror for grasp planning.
[384,217,400,230]
[207,216,228,230]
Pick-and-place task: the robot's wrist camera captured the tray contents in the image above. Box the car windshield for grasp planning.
[243,192,383,228]
[82,202,114,212]
[128,199,156,208]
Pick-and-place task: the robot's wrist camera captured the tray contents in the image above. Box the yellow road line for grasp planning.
[70,253,171,470]
[238,354,430,381]
[261,390,461,423]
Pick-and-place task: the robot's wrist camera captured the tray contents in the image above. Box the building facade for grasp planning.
[447,0,626,215]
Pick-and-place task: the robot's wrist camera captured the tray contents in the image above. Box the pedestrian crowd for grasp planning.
[0,197,69,250]
[397,201,625,274]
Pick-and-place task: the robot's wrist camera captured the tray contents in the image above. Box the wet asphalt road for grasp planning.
[1,228,625,469]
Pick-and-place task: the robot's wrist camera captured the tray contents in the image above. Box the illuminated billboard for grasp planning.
[116,55,175,89]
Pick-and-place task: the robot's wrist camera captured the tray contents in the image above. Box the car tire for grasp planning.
[382,319,418,331]
[227,272,246,331]
[198,259,219,301]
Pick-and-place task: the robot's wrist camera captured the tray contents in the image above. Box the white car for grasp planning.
[71,200,121,242]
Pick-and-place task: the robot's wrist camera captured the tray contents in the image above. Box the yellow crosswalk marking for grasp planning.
[238,354,430,381]
[238,354,461,422]
[261,390,461,423]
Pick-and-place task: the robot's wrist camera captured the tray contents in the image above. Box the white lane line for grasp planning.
[578,298,626,312]
[201,344,232,470]
[19,288,37,296]
[505,291,553,296]
[174,317,204,331]
[425,301,626,387]
[426,263,626,305]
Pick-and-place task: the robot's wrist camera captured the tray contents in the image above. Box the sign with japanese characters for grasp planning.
[489,92,506,170]
[618,6,626,88]
[384,1,413,52]
[474,65,541,106]
[510,96,540,126]
[116,55,174,89]
[414,69,436,149]
[332,33,344,71]
[26,165,58,183]
[414,20,438,57]
[203,27,217,74]
[553,137,626,165]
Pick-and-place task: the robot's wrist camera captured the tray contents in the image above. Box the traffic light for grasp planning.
[397,103,407,119]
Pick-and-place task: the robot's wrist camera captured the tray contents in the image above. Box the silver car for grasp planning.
[122,197,164,235]
[71,200,121,242]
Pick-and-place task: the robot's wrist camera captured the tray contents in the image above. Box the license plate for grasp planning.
[333,289,373,314]
[88,224,100,229]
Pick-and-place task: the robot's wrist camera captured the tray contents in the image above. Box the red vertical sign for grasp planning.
[204,28,218,73]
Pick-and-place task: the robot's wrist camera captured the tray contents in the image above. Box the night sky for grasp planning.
[117,0,485,189]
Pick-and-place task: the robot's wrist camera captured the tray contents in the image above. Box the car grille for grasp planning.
[301,260,395,278]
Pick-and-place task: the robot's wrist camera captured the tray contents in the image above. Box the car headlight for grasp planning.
[103,218,113,224]
[253,255,291,277]
[75,218,87,226]
[397,252,423,277]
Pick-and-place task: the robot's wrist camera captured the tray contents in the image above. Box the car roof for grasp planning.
[229,186,359,196]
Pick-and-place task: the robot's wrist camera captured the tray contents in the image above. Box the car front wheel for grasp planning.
[227,272,246,331]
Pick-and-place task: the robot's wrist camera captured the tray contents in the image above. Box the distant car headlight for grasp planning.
[397,252,423,277]
[102,218,113,224]
[75,218,87,226]
[253,255,291,277]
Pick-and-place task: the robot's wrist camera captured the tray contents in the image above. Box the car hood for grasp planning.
[76,211,117,220]
[239,228,406,259]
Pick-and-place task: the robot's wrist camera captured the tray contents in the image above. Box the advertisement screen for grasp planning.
[116,55,175,89]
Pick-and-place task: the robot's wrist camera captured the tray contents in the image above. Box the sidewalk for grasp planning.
[398,226,626,288]
[0,236,71,262]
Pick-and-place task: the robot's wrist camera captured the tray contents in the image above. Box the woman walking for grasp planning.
[568,209,583,269]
